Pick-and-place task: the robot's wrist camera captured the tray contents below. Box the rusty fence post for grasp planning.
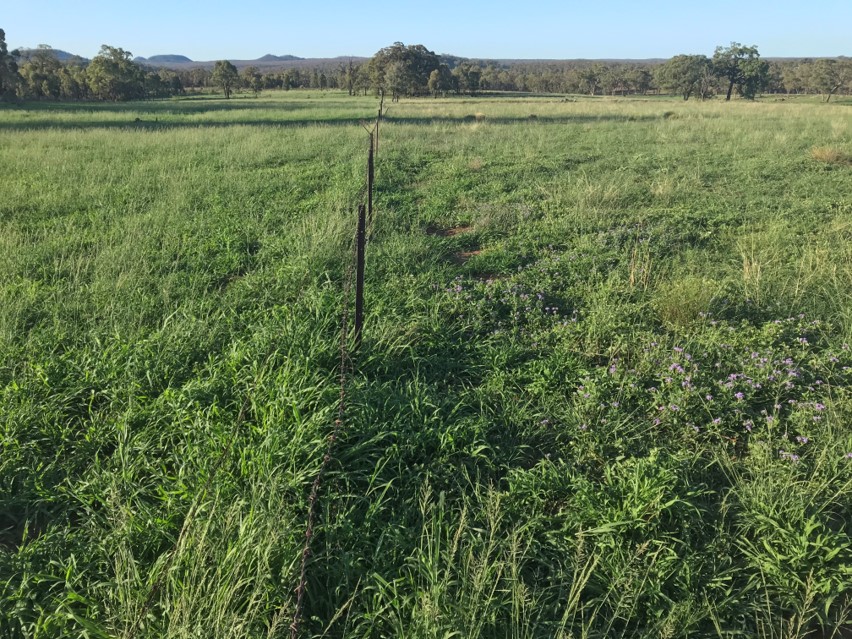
[367,135,374,228]
[354,204,366,349]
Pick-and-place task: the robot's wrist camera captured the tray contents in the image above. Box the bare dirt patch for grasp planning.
[451,249,483,265]
[425,224,474,237]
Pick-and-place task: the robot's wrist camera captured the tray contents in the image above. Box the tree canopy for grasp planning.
[712,43,769,100]
[655,54,712,101]
[0,28,20,101]
[367,43,441,99]
[212,60,239,98]
[87,45,144,100]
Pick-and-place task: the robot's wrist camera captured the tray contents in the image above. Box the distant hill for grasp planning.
[138,55,361,71]
[15,47,86,63]
[256,54,303,62]
[135,54,193,64]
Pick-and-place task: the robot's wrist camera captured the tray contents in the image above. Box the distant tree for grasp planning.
[354,65,371,95]
[712,43,769,101]
[763,61,786,94]
[0,29,21,101]
[626,66,653,95]
[87,45,144,100]
[427,64,452,97]
[280,69,298,91]
[212,60,239,98]
[58,62,88,99]
[808,59,851,102]
[338,58,359,95]
[578,64,607,95]
[188,67,211,89]
[601,65,628,96]
[367,42,440,98]
[655,54,712,100]
[383,60,410,100]
[19,45,62,99]
[452,62,481,96]
[162,69,184,96]
[241,65,262,96]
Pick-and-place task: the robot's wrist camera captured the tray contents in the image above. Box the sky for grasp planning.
[5,0,851,61]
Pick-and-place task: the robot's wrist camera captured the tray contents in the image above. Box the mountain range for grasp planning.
[12,47,830,71]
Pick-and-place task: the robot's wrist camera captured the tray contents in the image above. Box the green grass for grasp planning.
[1,91,851,638]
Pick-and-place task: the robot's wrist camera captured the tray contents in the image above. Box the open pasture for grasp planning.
[1,91,851,638]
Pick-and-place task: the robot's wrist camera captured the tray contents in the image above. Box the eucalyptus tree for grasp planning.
[712,43,769,100]
[808,58,851,102]
[655,54,712,100]
[87,45,144,100]
[241,65,263,96]
[368,42,440,98]
[0,29,21,100]
[212,60,239,98]
[19,45,62,98]
[427,64,453,97]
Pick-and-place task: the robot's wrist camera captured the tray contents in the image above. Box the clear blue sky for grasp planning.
[5,0,850,60]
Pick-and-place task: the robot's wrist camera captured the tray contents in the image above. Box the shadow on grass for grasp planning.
[0,117,370,131]
[8,94,360,115]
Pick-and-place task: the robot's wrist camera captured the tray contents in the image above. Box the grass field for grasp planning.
[1,90,851,638]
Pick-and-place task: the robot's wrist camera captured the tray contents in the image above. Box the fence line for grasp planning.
[288,98,385,638]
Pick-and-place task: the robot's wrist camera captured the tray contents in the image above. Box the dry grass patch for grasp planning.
[810,146,852,165]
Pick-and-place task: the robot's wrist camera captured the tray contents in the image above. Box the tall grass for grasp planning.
[1,91,851,637]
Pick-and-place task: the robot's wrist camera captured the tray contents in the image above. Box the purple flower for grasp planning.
[735,392,744,401]
[712,418,722,425]
[814,403,825,411]
[795,436,809,444]
[669,404,680,412]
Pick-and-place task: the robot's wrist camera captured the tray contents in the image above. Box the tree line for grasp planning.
[1,30,850,104]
